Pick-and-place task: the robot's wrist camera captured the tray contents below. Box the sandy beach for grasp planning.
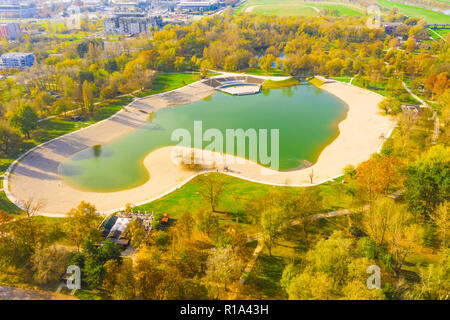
[4,75,395,216]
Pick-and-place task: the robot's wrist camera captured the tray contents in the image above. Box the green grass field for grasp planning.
[252,5,320,17]
[133,73,202,97]
[352,77,420,104]
[377,0,450,23]
[332,76,352,83]
[428,28,450,40]
[133,173,351,229]
[262,77,301,88]
[237,0,366,17]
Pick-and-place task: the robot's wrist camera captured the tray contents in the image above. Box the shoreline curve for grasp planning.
[4,74,395,217]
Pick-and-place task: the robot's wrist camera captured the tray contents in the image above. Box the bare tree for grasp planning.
[21,198,46,218]
[309,169,314,184]
[198,173,226,212]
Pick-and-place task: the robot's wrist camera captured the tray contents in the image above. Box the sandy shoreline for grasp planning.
[5,75,395,216]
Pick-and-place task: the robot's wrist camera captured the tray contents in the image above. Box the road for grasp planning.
[0,285,77,300]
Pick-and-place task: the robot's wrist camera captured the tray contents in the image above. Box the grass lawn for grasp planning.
[309,77,325,87]
[377,0,450,23]
[307,2,365,17]
[262,77,300,89]
[133,73,202,97]
[237,0,366,17]
[253,5,319,17]
[0,179,21,215]
[332,76,352,84]
[428,28,450,41]
[133,173,352,232]
[352,77,420,104]
[244,214,350,298]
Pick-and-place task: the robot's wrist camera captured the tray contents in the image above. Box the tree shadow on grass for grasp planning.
[246,253,287,299]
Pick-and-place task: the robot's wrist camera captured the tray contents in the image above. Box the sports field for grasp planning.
[237,0,366,17]
[377,0,450,23]
[428,27,450,40]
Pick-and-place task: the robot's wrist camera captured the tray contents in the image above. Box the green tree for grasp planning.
[65,201,99,251]
[124,218,147,248]
[197,173,226,212]
[82,80,94,114]
[9,105,38,138]
[405,145,450,216]
[0,121,21,155]
[378,97,401,115]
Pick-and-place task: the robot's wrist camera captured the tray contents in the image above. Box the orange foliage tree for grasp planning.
[355,155,404,200]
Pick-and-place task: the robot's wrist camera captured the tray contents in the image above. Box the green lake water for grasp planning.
[59,85,348,192]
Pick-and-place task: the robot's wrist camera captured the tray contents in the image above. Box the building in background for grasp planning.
[177,0,220,12]
[103,13,163,35]
[0,22,21,40]
[0,52,35,70]
[0,1,38,19]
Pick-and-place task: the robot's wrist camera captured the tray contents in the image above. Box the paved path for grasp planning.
[428,28,447,42]
[432,112,440,144]
[401,81,439,144]
[402,81,428,107]
[0,285,77,300]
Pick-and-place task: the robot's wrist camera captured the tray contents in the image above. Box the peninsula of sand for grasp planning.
[4,74,395,216]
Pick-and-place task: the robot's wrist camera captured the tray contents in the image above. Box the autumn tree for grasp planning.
[205,246,243,298]
[65,201,99,251]
[356,155,403,200]
[123,218,147,248]
[31,245,71,285]
[0,121,21,156]
[82,80,94,114]
[378,96,402,115]
[260,54,275,74]
[430,202,449,248]
[412,248,450,300]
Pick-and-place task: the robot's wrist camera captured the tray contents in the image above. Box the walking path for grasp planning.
[0,285,77,300]
[402,81,439,144]
[401,81,428,107]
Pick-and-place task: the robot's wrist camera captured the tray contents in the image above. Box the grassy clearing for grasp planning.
[377,0,450,23]
[133,173,352,231]
[244,215,349,298]
[253,5,319,17]
[237,0,366,17]
[0,179,21,215]
[428,28,450,41]
[262,77,300,88]
[332,76,352,84]
[307,2,365,17]
[352,77,420,104]
[133,73,202,97]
